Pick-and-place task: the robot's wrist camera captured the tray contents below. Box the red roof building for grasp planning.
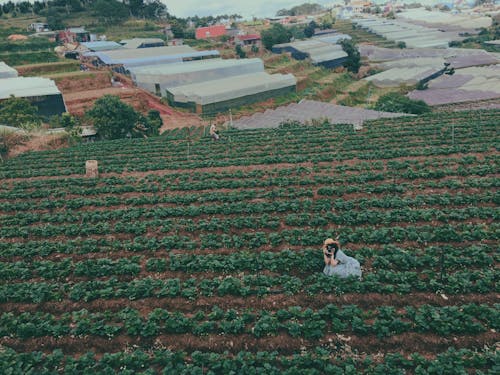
[236,34,261,45]
[195,25,227,39]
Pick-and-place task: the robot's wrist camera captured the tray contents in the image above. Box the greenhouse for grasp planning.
[272,40,347,68]
[166,72,296,114]
[80,41,124,52]
[84,46,220,71]
[353,18,461,49]
[0,77,66,118]
[129,58,265,95]
[0,62,18,79]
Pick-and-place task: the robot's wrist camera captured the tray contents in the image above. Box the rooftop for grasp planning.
[0,77,61,99]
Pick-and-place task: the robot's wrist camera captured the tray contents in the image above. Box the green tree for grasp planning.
[0,96,42,130]
[374,92,431,115]
[340,39,361,73]
[304,21,318,38]
[235,44,247,58]
[85,95,161,139]
[92,0,128,25]
[261,23,292,50]
[46,6,66,30]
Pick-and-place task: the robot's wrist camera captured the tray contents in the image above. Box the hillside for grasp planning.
[0,110,498,372]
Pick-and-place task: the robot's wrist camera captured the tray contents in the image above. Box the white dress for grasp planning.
[323,249,362,279]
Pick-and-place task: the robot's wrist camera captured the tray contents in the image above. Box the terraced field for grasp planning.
[0,110,498,373]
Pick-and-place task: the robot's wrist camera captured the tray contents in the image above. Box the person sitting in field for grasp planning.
[209,123,220,141]
[322,238,362,279]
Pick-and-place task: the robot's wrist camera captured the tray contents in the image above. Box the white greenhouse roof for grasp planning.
[274,40,347,64]
[130,58,262,77]
[365,66,442,87]
[398,9,492,29]
[91,45,195,62]
[130,58,265,94]
[80,41,124,52]
[352,17,462,49]
[167,72,296,105]
[0,62,18,79]
[0,77,61,99]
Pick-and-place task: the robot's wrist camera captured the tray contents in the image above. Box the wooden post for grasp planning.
[86,160,99,178]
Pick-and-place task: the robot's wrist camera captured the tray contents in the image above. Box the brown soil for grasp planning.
[2,293,497,315]
[54,69,203,132]
[8,132,70,158]
[2,331,497,357]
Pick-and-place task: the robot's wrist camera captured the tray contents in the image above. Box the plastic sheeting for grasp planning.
[167,72,296,107]
[0,62,18,79]
[129,58,264,94]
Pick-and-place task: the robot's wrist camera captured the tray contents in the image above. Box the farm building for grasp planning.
[119,38,165,49]
[80,41,124,52]
[352,18,463,48]
[129,58,265,96]
[57,27,90,43]
[195,25,227,39]
[235,34,261,46]
[272,39,348,69]
[0,62,18,79]
[0,77,66,118]
[166,71,296,114]
[84,46,220,72]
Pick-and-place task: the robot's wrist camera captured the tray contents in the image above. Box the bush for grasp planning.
[0,96,42,129]
[374,92,431,115]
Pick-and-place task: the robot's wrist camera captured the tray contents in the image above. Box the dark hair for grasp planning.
[326,243,339,258]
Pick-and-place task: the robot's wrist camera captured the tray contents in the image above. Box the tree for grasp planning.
[46,6,66,30]
[85,95,161,140]
[261,23,292,50]
[340,39,361,73]
[374,92,430,115]
[0,96,42,130]
[304,21,318,38]
[91,0,128,24]
[235,44,246,58]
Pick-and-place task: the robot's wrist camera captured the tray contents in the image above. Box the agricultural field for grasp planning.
[0,110,498,373]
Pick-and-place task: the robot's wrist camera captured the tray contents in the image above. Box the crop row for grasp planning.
[1,115,496,178]
[1,244,497,281]
[1,188,496,228]
[1,267,497,304]
[2,153,494,194]
[1,170,497,213]
[1,141,494,178]
[0,346,496,374]
[1,303,497,340]
[1,206,496,241]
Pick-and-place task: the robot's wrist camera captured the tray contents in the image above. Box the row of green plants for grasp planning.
[1,205,496,240]
[0,346,496,374]
[1,267,497,304]
[1,168,496,213]
[1,303,497,340]
[3,154,488,196]
[0,112,496,177]
[1,244,497,281]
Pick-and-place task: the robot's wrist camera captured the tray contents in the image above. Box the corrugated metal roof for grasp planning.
[0,77,61,99]
[0,62,18,79]
[80,41,124,52]
[274,40,347,64]
[90,45,196,62]
[121,51,220,69]
[120,38,165,49]
[129,58,261,76]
